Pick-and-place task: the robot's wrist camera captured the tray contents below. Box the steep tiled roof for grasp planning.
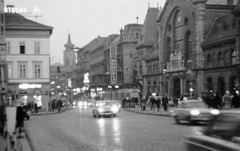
[202,13,237,48]
[5,13,53,34]
[145,46,159,61]
[136,7,159,49]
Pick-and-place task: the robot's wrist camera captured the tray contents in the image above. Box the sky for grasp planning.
[5,0,166,64]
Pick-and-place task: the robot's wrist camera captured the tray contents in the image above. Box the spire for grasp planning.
[64,32,75,49]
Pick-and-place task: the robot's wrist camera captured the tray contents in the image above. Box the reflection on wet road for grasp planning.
[24,106,204,151]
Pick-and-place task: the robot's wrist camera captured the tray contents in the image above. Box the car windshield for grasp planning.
[96,101,112,106]
[182,102,205,108]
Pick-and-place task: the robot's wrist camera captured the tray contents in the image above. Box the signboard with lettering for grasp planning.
[110,45,117,85]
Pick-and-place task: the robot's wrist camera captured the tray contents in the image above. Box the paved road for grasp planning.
[24,106,204,151]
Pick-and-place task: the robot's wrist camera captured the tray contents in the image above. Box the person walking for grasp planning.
[222,90,232,109]
[57,99,63,112]
[162,94,169,111]
[232,92,240,108]
[141,96,147,111]
[16,96,25,138]
[214,92,222,109]
[156,96,161,112]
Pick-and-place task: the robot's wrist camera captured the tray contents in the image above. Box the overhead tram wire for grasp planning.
[77,0,147,11]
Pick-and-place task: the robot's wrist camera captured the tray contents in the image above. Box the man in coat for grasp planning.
[162,94,169,111]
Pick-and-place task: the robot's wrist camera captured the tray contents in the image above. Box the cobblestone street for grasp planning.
[23,106,203,151]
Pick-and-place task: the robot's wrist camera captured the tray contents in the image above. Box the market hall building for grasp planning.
[157,0,240,98]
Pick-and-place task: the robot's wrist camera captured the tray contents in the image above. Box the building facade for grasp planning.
[5,12,53,108]
[135,7,160,96]
[157,0,238,98]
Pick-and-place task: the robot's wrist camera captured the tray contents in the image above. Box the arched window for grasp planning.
[184,17,188,26]
[184,30,192,61]
[218,52,223,66]
[174,11,183,49]
[147,65,150,73]
[224,51,229,65]
[207,54,212,67]
[168,24,171,32]
[166,37,171,62]
[231,50,236,65]
[212,53,216,67]
[153,64,156,73]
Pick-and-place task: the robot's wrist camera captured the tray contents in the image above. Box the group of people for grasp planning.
[48,99,63,112]
[140,94,170,112]
[122,97,139,108]
[202,90,240,109]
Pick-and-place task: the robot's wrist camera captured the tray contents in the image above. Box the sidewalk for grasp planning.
[124,106,173,117]
[0,105,69,151]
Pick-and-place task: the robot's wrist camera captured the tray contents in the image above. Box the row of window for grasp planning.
[147,63,159,74]
[206,50,236,67]
[6,41,41,54]
[8,63,42,79]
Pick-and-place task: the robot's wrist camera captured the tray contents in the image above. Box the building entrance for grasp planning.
[173,78,181,97]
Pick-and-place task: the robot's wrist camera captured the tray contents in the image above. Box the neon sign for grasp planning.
[4,6,41,16]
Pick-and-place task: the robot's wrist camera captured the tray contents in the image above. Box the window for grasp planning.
[7,62,12,78]
[184,17,188,26]
[212,53,216,66]
[1,14,3,24]
[33,63,41,78]
[153,64,156,73]
[6,41,10,54]
[185,31,192,61]
[136,33,139,39]
[19,63,27,78]
[1,25,4,36]
[20,42,25,54]
[34,42,40,54]
[207,54,212,67]
[218,52,223,66]
[224,51,229,65]
[227,0,233,5]
[231,50,236,65]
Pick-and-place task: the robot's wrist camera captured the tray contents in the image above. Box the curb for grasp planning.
[25,130,37,151]
[124,109,172,117]
[30,106,68,116]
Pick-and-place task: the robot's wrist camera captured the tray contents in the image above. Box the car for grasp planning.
[184,109,240,151]
[169,100,219,125]
[92,100,120,118]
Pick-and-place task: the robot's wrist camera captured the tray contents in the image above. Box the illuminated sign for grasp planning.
[110,45,117,85]
[83,73,89,84]
[19,84,42,89]
[68,79,72,88]
[4,6,42,16]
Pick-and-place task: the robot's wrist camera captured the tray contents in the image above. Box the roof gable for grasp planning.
[5,13,53,31]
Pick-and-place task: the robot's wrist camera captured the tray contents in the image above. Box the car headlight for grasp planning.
[98,108,104,112]
[78,102,83,106]
[84,102,87,106]
[190,110,200,115]
[73,102,76,105]
[111,106,119,113]
[210,109,219,115]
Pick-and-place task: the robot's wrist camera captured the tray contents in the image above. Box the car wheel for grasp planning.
[113,114,116,117]
[97,113,101,118]
[175,116,180,124]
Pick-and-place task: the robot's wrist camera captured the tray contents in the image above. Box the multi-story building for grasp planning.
[118,23,142,88]
[5,12,53,108]
[157,0,238,98]
[135,7,159,97]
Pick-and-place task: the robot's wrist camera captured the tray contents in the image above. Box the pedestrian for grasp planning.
[232,92,240,108]
[57,99,63,112]
[214,92,222,109]
[122,98,126,108]
[156,96,161,112]
[141,96,147,111]
[173,97,179,108]
[162,94,169,111]
[135,97,138,107]
[149,96,155,110]
[16,96,25,138]
[222,90,232,109]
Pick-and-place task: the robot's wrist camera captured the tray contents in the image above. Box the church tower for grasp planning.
[63,33,76,71]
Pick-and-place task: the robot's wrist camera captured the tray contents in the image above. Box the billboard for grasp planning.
[110,45,117,85]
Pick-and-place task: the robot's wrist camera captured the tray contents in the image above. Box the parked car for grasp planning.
[92,100,120,118]
[169,100,219,125]
[185,109,240,151]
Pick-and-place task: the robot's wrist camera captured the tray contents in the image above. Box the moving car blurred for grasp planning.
[170,100,219,125]
[185,109,240,151]
[92,100,120,118]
